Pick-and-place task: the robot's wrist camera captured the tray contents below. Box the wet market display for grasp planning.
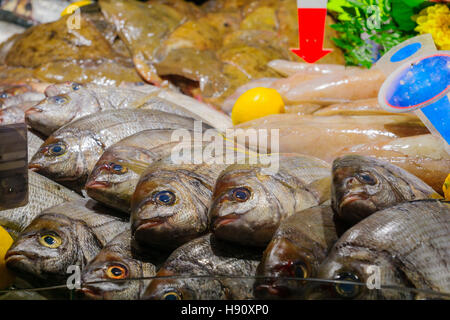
[0,0,449,301]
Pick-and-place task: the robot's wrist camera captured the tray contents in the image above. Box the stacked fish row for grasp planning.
[0,81,449,299]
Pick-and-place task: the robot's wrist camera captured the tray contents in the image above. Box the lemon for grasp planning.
[61,0,93,16]
[231,87,285,125]
[0,226,14,290]
[443,174,450,200]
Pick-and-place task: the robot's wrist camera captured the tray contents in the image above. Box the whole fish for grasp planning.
[254,205,339,300]
[86,129,194,213]
[235,114,429,162]
[0,171,81,238]
[80,230,167,300]
[210,154,331,247]
[5,199,129,288]
[131,142,234,250]
[336,134,450,194]
[332,155,438,225]
[28,109,203,192]
[142,233,261,300]
[306,200,450,300]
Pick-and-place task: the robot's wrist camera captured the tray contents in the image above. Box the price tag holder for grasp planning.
[0,123,28,210]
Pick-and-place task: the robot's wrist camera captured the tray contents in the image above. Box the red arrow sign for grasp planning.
[291,8,332,64]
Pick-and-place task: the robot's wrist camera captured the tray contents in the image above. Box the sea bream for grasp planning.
[5,199,129,288]
[142,233,261,300]
[331,155,438,226]
[0,171,82,238]
[306,200,450,300]
[28,109,205,192]
[210,154,331,247]
[86,129,195,214]
[254,205,339,299]
[80,230,168,300]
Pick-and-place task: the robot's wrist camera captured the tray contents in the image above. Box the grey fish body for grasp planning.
[5,199,129,287]
[255,205,339,299]
[142,233,261,300]
[86,129,195,213]
[332,155,438,226]
[210,154,332,247]
[29,109,203,191]
[81,230,166,300]
[0,171,82,238]
[309,200,450,300]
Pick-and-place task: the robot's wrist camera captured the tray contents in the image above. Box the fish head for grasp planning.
[332,155,402,225]
[29,130,104,189]
[254,237,314,299]
[305,246,411,300]
[80,250,147,300]
[210,165,277,246]
[131,167,211,248]
[86,148,142,213]
[44,81,84,97]
[25,90,98,134]
[5,213,102,286]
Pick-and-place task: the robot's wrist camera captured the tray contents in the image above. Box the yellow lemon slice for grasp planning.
[0,226,14,290]
[443,174,450,200]
[61,0,93,16]
[231,87,285,125]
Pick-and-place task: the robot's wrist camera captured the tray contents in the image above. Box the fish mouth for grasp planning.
[85,180,110,190]
[28,163,42,172]
[134,218,167,232]
[255,283,291,299]
[25,107,42,115]
[213,213,240,229]
[4,250,37,266]
[80,286,104,300]
[339,192,369,209]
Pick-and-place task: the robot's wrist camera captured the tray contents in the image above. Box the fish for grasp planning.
[235,114,429,162]
[142,233,261,300]
[312,98,396,116]
[0,91,44,108]
[210,153,332,247]
[280,68,386,105]
[86,129,193,213]
[267,60,361,77]
[5,199,129,288]
[131,140,237,249]
[80,230,167,300]
[331,155,438,226]
[306,200,450,300]
[0,170,82,238]
[336,134,450,194]
[28,109,204,192]
[254,205,339,299]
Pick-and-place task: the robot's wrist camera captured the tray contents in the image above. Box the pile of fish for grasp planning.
[0,0,449,301]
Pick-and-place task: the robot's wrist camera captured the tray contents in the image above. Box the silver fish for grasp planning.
[5,199,129,288]
[142,233,261,300]
[307,200,450,300]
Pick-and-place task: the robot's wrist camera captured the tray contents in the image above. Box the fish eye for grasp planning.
[39,233,62,249]
[162,291,181,300]
[106,264,128,280]
[71,83,82,91]
[335,272,361,298]
[0,92,9,99]
[231,187,251,202]
[356,172,377,185]
[153,190,176,206]
[293,262,308,279]
[110,163,128,175]
[50,95,69,105]
[45,142,67,157]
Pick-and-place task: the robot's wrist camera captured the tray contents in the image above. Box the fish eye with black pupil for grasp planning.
[356,172,377,185]
[153,190,176,206]
[106,264,128,280]
[72,83,81,91]
[293,262,308,279]
[231,187,251,202]
[46,143,67,157]
[110,163,128,174]
[335,272,361,298]
[51,95,69,105]
[39,233,62,249]
[0,92,8,99]
[162,291,181,300]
